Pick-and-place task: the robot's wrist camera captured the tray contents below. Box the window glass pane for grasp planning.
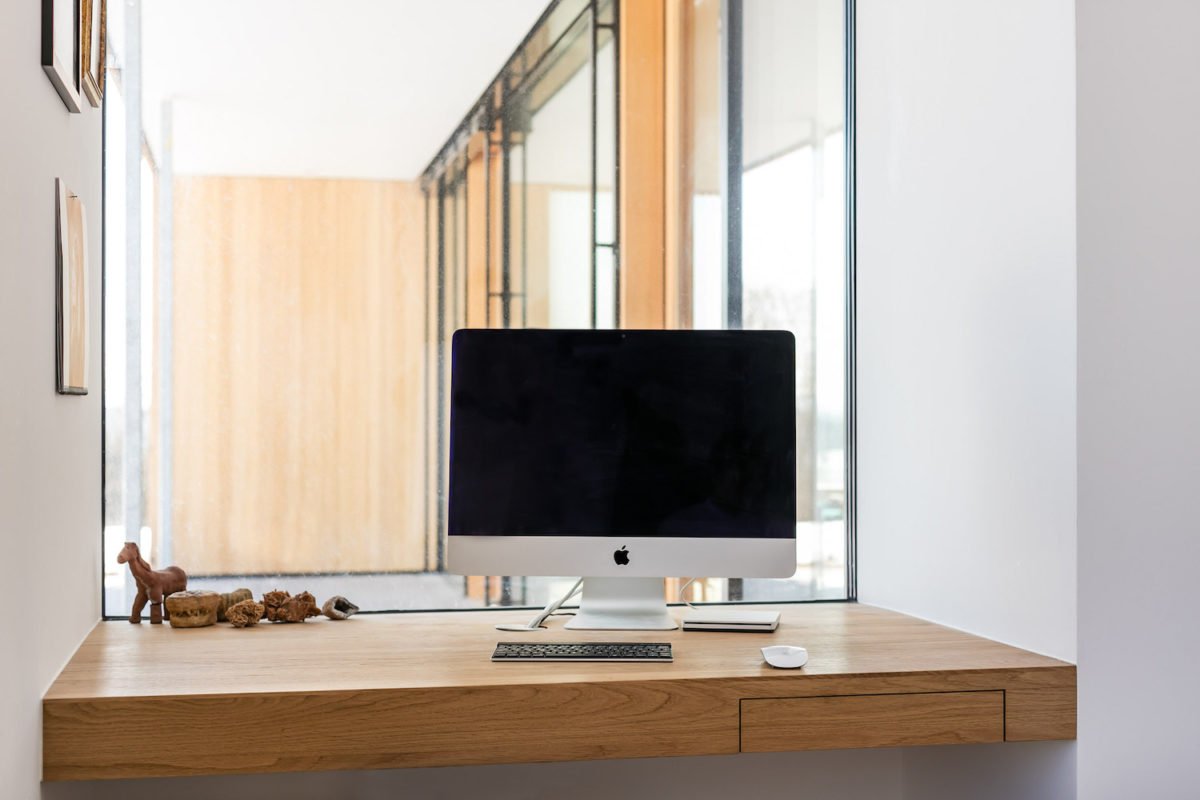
[102,61,129,609]
[595,24,617,329]
[740,0,847,599]
[102,0,849,615]
[683,0,848,600]
[520,11,593,330]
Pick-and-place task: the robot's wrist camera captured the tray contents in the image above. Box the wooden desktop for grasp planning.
[42,602,1075,781]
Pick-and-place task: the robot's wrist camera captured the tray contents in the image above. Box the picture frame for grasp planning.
[56,179,89,395]
[81,0,105,107]
[41,0,82,112]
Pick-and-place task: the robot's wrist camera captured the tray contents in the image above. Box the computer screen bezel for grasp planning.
[446,329,798,579]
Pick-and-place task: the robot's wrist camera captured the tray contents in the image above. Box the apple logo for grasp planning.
[613,546,630,566]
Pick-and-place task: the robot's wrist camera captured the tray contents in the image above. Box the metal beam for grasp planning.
[721,0,744,332]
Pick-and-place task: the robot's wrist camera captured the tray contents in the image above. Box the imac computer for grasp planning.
[447,329,796,630]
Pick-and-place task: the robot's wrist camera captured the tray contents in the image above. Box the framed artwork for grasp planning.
[41,0,82,112]
[56,179,89,395]
[81,0,105,107]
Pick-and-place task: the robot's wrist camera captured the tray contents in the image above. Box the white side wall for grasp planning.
[856,0,1077,661]
[43,751,903,800]
[1076,1,1200,797]
[0,3,104,799]
[855,1,1077,798]
[901,741,1078,799]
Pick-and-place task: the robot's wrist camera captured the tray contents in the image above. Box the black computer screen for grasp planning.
[447,330,796,539]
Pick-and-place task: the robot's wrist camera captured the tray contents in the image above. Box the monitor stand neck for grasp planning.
[564,577,679,631]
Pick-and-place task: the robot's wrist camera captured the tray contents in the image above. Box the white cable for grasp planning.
[677,577,698,610]
[495,577,584,632]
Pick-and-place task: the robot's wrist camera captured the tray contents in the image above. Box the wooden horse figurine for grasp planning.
[117,542,188,624]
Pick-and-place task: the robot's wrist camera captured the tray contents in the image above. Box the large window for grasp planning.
[693,0,850,601]
[102,0,852,616]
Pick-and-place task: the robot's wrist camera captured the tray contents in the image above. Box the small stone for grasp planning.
[225,599,266,628]
[165,590,220,628]
[322,596,360,620]
[217,588,253,622]
[262,590,321,623]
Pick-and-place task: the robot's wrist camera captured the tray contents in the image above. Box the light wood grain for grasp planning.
[664,0,692,330]
[619,0,666,328]
[168,176,426,574]
[485,100,505,328]
[688,0,721,197]
[45,681,736,780]
[466,138,488,329]
[741,691,1004,752]
[42,603,1074,781]
[1005,685,1077,741]
[422,181,437,572]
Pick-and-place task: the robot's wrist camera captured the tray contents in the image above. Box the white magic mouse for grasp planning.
[761,645,809,669]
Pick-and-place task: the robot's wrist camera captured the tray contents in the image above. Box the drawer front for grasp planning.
[741,691,1004,752]
[45,681,741,780]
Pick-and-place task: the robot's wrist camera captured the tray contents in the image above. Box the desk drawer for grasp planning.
[741,691,1004,752]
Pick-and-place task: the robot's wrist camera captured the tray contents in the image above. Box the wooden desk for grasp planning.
[42,603,1075,781]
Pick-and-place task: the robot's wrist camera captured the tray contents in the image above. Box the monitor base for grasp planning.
[564,577,679,630]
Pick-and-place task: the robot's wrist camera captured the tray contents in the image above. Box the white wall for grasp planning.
[855,0,1077,797]
[44,750,903,800]
[0,2,104,799]
[856,0,1077,661]
[902,741,1077,799]
[1076,1,1200,797]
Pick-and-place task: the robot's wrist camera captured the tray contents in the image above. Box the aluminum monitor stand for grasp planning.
[564,577,678,630]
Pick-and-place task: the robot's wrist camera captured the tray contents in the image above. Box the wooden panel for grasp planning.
[43,604,1075,781]
[466,138,488,328]
[741,691,1005,753]
[169,177,425,574]
[422,183,437,572]
[44,604,1074,700]
[664,0,692,329]
[664,0,723,330]
[519,183,551,328]
[486,95,504,324]
[44,680,737,781]
[1006,684,1077,741]
[689,0,722,196]
[619,0,666,328]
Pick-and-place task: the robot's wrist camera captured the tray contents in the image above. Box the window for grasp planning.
[102,0,853,616]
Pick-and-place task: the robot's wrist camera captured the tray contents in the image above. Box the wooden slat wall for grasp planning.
[423,183,438,573]
[466,137,489,329]
[168,176,426,574]
[663,0,722,331]
[689,0,722,197]
[664,0,692,329]
[619,0,667,329]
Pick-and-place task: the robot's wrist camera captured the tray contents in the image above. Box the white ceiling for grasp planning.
[141,0,549,180]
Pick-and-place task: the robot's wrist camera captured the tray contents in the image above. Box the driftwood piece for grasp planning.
[217,588,253,622]
[164,591,220,628]
[322,596,360,620]
[225,599,266,628]
[263,590,321,623]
